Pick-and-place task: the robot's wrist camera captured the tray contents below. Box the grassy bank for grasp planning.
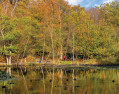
[0,57,119,67]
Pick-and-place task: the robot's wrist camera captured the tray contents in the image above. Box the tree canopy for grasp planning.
[0,0,118,64]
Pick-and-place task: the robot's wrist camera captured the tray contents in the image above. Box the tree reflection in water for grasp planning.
[0,66,119,94]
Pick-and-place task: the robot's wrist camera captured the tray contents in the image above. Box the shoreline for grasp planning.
[0,62,119,67]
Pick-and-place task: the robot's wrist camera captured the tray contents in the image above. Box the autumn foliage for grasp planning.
[0,0,119,64]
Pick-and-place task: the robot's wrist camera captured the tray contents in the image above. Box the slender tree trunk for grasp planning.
[23,37,29,58]
[45,51,51,63]
[6,56,11,65]
[59,16,63,60]
[11,0,18,17]
[72,31,75,63]
[65,24,71,57]
[75,39,78,61]
[6,56,9,65]
[60,46,63,60]
[0,26,5,38]
[0,26,5,54]
[51,25,55,64]
[59,4,63,60]
[50,1,55,64]
[9,55,12,65]
[6,51,12,65]
[3,2,8,15]
[42,34,46,63]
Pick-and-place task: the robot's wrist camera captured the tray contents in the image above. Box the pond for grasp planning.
[0,65,119,94]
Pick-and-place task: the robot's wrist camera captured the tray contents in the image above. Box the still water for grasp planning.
[0,65,119,94]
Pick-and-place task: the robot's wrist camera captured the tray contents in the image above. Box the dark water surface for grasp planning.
[0,65,119,94]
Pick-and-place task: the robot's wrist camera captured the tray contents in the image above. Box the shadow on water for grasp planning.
[0,67,16,94]
[0,66,119,94]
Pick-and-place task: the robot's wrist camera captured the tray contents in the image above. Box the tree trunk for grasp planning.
[59,5,63,60]
[9,55,11,65]
[6,56,11,65]
[51,29,54,64]
[6,51,12,65]
[11,0,18,17]
[6,57,9,65]
[51,1,55,64]
[42,35,46,63]
[60,45,63,60]
[72,31,75,62]
[23,37,29,58]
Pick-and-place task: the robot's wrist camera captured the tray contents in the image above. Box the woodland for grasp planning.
[0,0,119,65]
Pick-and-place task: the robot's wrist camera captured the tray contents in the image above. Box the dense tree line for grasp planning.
[0,0,119,64]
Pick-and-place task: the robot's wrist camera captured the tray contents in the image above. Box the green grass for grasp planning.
[0,57,119,66]
[97,56,118,65]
